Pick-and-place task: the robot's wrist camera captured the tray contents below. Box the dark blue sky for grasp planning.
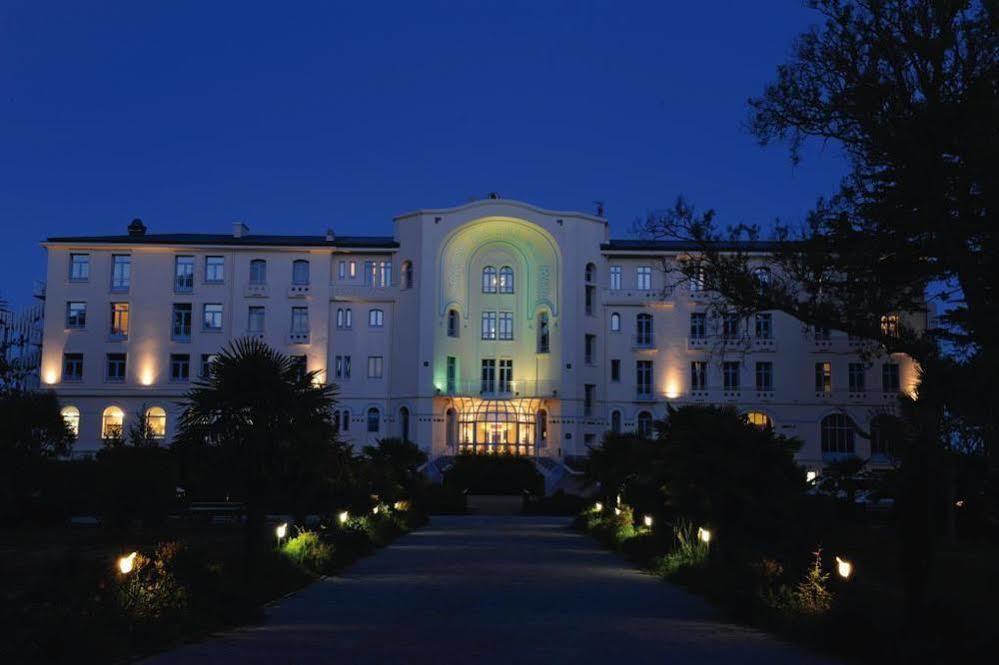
[0,1,846,308]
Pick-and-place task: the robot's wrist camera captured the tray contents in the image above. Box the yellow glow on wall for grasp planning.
[664,373,681,399]
[43,369,58,385]
[140,366,155,386]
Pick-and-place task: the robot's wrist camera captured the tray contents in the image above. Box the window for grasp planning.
[203,303,223,331]
[610,410,622,434]
[338,261,347,280]
[870,415,898,458]
[689,312,706,339]
[170,354,190,382]
[585,334,596,364]
[205,256,224,283]
[447,309,459,337]
[364,260,376,285]
[815,362,832,394]
[537,312,550,353]
[292,259,310,285]
[610,359,621,382]
[399,407,410,441]
[367,355,383,378]
[637,360,653,398]
[247,306,265,333]
[348,261,356,278]
[498,359,513,392]
[66,301,87,328]
[722,313,741,340]
[102,406,124,440]
[755,313,772,340]
[498,312,514,340]
[723,361,740,391]
[636,266,652,290]
[691,361,707,391]
[585,284,595,315]
[636,313,653,347]
[882,362,900,393]
[536,409,548,447]
[610,312,621,332]
[482,266,497,293]
[334,354,352,379]
[69,253,90,281]
[585,263,595,283]
[367,407,380,433]
[584,384,595,417]
[337,409,351,432]
[379,261,392,288]
[637,411,653,437]
[498,266,514,293]
[368,308,384,328]
[249,259,267,285]
[481,311,497,340]
[174,256,194,292]
[172,304,192,340]
[106,353,126,382]
[849,363,866,392]
[402,261,414,289]
[200,353,216,378]
[61,406,80,438]
[291,307,309,334]
[110,302,129,338]
[821,414,855,455]
[111,255,131,290]
[446,356,457,393]
[880,313,899,337]
[610,266,621,290]
[481,359,496,393]
[745,411,772,429]
[755,361,773,391]
[290,355,307,381]
[145,406,167,439]
[336,307,352,330]
[63,353,83,381]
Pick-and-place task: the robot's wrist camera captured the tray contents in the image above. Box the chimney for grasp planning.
[325,228,335,242]
[233,221,249,238]
[127,218,147,236]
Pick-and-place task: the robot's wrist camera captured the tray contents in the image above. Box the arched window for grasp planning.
[821,414,856,455]
[585,262,595,283]
[446,408,457,448]
[367,407,380,433]
[498,266,514,293]
[870,415,898,459]
[145,406,167,439]
[249,259,267,285]
[61,406,80,438]
[447,309,460,337]
[610,410,622,434]
[636,313,653,346]
[482,266,497,293]
[610,312,621,332]
[637,411,653,438]
[537,312,550,353]
[369,308,384,328]
[745,411,772,429]
[399,407,410,442]
[535,409,548,448]
[292,259,310,285]
[101,406,124,440]
[402,261,414,289]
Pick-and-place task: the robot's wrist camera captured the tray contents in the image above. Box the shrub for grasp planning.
[654,519,709,577]
[443,454,543,496]
[281,531,334,575]
[792,549,832,615]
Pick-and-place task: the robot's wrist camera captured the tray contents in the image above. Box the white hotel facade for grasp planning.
[40,198,918,475]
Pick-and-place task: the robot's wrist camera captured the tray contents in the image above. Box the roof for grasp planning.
[601,239,780,252]
[44,233,399,249]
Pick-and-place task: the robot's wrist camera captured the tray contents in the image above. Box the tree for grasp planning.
[175,338,338,570]
[361,438,428,505]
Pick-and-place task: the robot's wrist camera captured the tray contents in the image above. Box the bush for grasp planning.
[443,453,543,496]
[653,520,709,577]
[411,481,467,514]
[281,531,334,575]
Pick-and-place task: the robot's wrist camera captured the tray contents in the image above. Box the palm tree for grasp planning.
[175,337,337,570]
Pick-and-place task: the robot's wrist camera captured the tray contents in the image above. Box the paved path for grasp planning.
[147,516,838,664]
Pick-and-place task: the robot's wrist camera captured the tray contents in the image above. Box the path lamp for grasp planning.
[697,527,712,545]
[835,556,853,580]
[643,515,653,528]
[275,522,288,547]
[593,502,603,513]
[117,551,137,575]
[338,510,349,525]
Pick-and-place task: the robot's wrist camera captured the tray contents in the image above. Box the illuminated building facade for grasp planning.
[40,198,919,477]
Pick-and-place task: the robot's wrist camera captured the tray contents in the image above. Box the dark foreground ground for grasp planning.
[145,516,838,664]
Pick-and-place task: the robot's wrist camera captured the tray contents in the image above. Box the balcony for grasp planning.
[436,379,559,399]
[245,283,269,298]
[287,283,311,298]
[601,288,670,305]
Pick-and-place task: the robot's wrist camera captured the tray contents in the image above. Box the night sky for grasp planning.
[0,1,847,308]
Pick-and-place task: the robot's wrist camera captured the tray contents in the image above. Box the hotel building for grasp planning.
[40,198,918,480]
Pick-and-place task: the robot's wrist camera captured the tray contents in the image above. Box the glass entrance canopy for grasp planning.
[446,397,548,456]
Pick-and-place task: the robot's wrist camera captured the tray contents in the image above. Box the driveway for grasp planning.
[146,516,837,664]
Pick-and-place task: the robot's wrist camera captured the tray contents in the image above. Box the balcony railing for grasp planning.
[436,379,560,398]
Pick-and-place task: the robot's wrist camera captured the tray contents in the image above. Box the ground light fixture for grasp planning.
[117,551,137,575]
[806,470,818,483]
[338,510,349,525]
[835,556,853,580]
[643,515,653,528]
[614,507,622,516]
[275,522,288,546]
[593,502,603,513]
[373,505,380,515]
[697,527,712,544]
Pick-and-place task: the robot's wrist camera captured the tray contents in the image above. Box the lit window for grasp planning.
[61,406,80,438]
[498,266,514,293]
[481,312,497,340]
[101,406,124,439]
[745,411,772,429]
[815,362,832,394]
[482,266,497,293]
[880,313,899,337]
[145,406,167,439]
[110,302,129,338]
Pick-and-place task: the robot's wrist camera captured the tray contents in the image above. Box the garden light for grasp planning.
[594,502,603,512]
[806,470,817,483]
[614,507,621,516]
[697,527,712,544]
[835,556,853,579]
[373,505,380,515]
[275,522,288,545]
[643,515,653,528]
[338,510,349,525]
[117,551,137,575]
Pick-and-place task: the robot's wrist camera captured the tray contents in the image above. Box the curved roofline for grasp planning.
[394,198,606,223]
